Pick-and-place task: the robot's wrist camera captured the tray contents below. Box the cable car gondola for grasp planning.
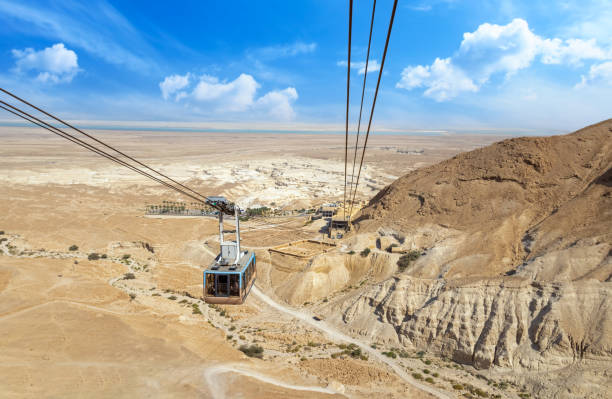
[203,196,256,305]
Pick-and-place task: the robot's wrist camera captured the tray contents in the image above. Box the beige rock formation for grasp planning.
[336,120,612,398]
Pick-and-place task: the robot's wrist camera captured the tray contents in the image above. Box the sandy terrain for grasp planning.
[0,125,506,398]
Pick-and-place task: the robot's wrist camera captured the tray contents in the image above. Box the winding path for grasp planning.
[251,286,452,399]
[204,364,340,399]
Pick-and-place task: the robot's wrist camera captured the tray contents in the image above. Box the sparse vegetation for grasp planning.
[123,272,135,280]
[101,254,107,259]
[122,254,131,260]
[348,250,355,255]
[425,377,434,383]
[168,295,177,300]
[226,334,233,340]
[192,304,202,315]
[423,369,430,374]
[386,243,398,252]
[69,244,78,251]
[382,351,397,359]
[152,293,161,297]
[360,247,371,257]
[179,299,189,304]
[397,249,421,271]
[87,253,100,261]
[239,344,264,359]
[129,293,136,301]
[453,384,464,390]
[412,373,423,380]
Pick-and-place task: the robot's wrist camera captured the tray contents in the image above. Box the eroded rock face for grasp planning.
[341,120,612,396]
[342,276,611,371]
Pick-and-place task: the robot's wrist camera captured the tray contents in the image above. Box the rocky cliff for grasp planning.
[341,120,612,397]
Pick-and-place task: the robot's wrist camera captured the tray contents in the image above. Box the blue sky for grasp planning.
[0,0,610,132]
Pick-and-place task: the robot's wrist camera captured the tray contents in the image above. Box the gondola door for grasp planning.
[215,274,229,297]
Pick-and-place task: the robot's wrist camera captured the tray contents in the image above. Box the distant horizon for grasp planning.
[0,118,576,137]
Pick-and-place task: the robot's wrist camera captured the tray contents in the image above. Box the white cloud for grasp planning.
[12,43,79,83]
[337,59,381,75]
[251,42,317,59]
[192,73,259,111]
[397,18,612,100]
[0,0,155,71]
[576,61,612,88]
[540,38,609,65]
[255,87,298,120]
[455,19,540,82]
[159,73,298,120]
[397,58,478,101]
[159,73,191,100]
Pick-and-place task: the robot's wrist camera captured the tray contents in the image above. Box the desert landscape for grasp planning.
[2,120,609,398]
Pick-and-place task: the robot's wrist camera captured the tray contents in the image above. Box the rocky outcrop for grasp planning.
[342,276,611,370]
[340,120,612,396]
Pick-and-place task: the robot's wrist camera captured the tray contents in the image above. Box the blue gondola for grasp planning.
[203,196,256,305]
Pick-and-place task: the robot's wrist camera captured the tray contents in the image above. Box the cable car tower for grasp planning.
[203,196,256,304]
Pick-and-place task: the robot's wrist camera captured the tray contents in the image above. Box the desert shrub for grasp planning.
[179,299,188,304]
[152,293,161,297]
[416,351,425,358]
[397,249,421,271]
[87,253,100,261]
[322,298,328,302]
[239,344,264,359]
[425,377,434,383]
[423,359,432,365]
[123,272,135,280]
[386,243,398,253]
[129,293,136,300]
[0,230,4,235]
[69,245,78,251]
[0,238,7,243]
[226,334,233,340]
[122,254,131,260]
[360,248,371,257]
[423,369,430,374]
[101,254,108,259]
[474,388,489,397]
[412,373,423,380]
[453,384,464,390]
[382,351,397,359]
[229,326,236,331]
[432,372,439,377]
[239,335,246,340]
[348,250,355,255]
[192,304,202,314]
[168,295,177,300]
[219,310,226,316]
